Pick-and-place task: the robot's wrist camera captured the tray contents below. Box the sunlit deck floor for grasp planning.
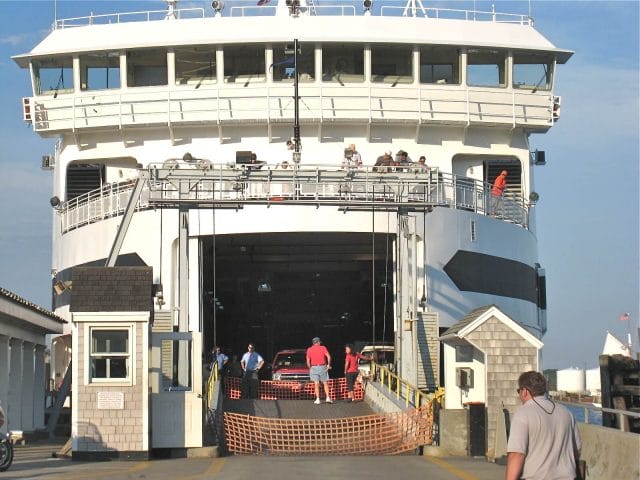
[223,398,374,418]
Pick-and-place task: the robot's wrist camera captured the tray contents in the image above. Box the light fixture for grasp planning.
[257,281,272,293]
[533,150,546,165]
[419,288,427,311]
[50,196,61,208]
[363,0,372,15]
[285,0,300,15]
[529,191,540,204]
[211,0,224,16]
[53,280,72,295]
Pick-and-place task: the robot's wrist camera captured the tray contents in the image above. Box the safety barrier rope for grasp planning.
[224,377,364,401]
[224,405,431,455]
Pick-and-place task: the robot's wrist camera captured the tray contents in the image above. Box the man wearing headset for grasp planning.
[505,371,582,480]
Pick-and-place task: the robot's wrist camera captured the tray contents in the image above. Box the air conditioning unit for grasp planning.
[456,367,474,389]
[41,155,55,170]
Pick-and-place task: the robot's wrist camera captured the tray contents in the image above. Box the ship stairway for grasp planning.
[207,367,436,455]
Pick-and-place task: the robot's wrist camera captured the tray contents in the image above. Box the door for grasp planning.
[150,332,202,448]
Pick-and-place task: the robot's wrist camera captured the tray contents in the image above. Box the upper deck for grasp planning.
[14,1,572,137]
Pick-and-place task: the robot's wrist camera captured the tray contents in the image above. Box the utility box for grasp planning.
[456,367,474,388]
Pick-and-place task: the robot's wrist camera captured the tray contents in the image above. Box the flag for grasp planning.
[619,313,630,321]
[257,0,271,5]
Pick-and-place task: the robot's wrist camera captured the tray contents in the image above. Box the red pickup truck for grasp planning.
[271,349,310,382]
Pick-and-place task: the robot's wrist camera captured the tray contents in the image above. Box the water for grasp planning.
[565,403,602,425]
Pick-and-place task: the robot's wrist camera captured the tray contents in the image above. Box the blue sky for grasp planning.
[0,0,638,369]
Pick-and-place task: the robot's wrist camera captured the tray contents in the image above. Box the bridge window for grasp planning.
[467,49,506,87]
[272,43,315,82]
[90,328,130,381]
[371,45,412,84]
[419,46,460,84]
[224,45,266,84]
[33,56,74,96]
[513,52,553,91]
[322,43,364,83]
[80,52,120,91]
[127,48,167,87]
[175,46,217,86]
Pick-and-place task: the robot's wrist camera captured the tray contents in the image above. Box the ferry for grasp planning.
[13,0,572,455]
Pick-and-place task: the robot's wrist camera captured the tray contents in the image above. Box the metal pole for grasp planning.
[293,38,301,158]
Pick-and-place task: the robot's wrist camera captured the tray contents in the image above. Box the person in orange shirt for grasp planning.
[491,170,508,215]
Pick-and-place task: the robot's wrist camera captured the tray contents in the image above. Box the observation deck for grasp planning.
[57,163,530,234]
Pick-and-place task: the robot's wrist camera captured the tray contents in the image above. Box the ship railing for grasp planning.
[230,4,357,17]
[60,181,151,233]
[379,6,530,24]
[57,164,528,233]
[54,8,206,29]
[557,400,640,433]
[54,4,528,25]
[29,84,553,133]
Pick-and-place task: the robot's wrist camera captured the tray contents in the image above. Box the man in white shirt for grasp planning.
[240,343,264,399]
[506,371,581,480]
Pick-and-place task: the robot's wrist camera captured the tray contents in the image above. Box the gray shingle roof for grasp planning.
[440,304,497,338]
[0,286,65,323]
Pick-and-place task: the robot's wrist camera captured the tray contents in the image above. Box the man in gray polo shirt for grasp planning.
[506,371,581,480]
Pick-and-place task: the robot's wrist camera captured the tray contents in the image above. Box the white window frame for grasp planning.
[85,323,135,385]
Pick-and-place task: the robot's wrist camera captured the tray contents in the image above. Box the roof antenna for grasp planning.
[402,0,426,18]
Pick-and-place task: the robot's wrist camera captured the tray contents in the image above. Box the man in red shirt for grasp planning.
[306,337,333,404]
[491,170,508,215]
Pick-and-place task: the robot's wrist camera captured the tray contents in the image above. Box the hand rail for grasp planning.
[54,3,529,27]
[31,84,553,133]
[371,362,444,409]
[206,361,219,410]
[58,165,529,233]
[556,400,640,432]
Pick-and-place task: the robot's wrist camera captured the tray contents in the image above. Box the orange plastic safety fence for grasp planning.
[224,377,364,401]
[224,405,432,455]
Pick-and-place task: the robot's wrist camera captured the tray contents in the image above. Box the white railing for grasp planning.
[558,401,640,432]
[380,6,530,24]
[58,165,528,233]
[54,8,206,29]
[53,3,529,26]
[28,85,553,133]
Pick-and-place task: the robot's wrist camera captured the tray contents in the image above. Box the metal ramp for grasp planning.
[217,375,434,455]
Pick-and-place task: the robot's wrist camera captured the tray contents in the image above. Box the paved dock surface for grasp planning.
[6,439,506,480]
[223,398,374,418]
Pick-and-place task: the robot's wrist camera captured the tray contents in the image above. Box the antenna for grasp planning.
[402,0,426,17]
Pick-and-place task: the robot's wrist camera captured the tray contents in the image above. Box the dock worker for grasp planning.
[240,343,264,399]
[505,371,582,480]
[306,337,333,404]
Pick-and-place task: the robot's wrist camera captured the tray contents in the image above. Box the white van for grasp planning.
[358,344,395,379]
